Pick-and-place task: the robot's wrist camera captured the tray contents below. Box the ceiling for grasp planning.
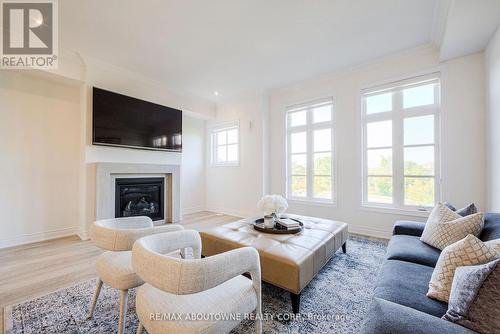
[439,0,500,61]
[59,0,478,101]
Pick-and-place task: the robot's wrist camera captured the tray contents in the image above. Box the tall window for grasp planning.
[211,122,239,166]
[286,98,334,202]
[362,74,440,210]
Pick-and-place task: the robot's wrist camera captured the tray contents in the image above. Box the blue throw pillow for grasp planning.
[443,258,500,333]
[444,202,477,217]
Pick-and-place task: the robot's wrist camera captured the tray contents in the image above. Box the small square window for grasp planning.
[211,123,239,166]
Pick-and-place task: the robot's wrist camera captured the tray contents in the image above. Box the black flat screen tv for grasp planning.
[92,87,182,152]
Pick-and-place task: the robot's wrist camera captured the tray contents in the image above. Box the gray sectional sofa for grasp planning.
[362,213,500,334]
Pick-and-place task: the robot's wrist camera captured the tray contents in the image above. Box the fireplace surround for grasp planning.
[95,163,180,224]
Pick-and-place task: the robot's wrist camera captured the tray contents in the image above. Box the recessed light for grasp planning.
[214,91,219,96]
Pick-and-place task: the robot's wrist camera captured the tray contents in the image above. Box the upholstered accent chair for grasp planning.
[132,229,263,334]
[88,216,184,334]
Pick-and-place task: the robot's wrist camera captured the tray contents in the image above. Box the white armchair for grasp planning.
[132,229,262,334]
[87,216,184,334]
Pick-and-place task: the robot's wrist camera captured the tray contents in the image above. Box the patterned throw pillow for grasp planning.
[427,234,498,302]
[485,238,500,254]
[420,203,484,250]
[443,258,500,334]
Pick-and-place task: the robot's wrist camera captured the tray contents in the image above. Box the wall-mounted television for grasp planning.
[92,87,182,152]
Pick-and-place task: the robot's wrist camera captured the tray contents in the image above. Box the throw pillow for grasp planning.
[443,258,500,334]
[427,234,498,302]
[444,202,478,217]
[421,203,484,250]
[444,202,457,211]
[485,238,500,254]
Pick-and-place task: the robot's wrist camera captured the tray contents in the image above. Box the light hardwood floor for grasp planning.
[0,211,240,334]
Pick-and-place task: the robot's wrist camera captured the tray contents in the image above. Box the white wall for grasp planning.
[78,57,213,236]
[486,27,500,212]
[268,46,486,238]
[82,55,214,166]
[442,53,486,208]
[181,116,206,214]
[206,91,267,217]
[0,72,82,248]
[39,52,216,119]
[0,56,212,246]
[1,42,491,246]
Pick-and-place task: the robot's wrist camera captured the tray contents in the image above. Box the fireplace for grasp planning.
[95,163,180,224]
[115,177,164,221]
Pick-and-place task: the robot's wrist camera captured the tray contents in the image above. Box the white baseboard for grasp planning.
[77,228,90,241]
[0,226,78,249]
[205,205,254,219]
[348,225,392,240]
[181,205,207,216]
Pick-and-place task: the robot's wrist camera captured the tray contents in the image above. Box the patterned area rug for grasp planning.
[5,236,387,334]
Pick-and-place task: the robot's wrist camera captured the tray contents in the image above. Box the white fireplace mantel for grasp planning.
[96,163,180,222]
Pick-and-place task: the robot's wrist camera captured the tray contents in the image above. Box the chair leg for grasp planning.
[118,289,129,334]
[136,322,144,334]
[180,247,187,259]
[87,278,103,319]
[342,241,347,253]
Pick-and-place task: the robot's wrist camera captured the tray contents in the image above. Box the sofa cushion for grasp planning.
[362,298,476,334]
[480,213,500,241]
[392,221,426,237]
[374,260,448,317]
[386,235,441,267]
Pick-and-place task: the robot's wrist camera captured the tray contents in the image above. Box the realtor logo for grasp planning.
[1,0,58,69]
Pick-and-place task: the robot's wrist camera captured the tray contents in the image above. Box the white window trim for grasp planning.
[210,120,240,167]
[285,97,336,204]
[361,73,442,212]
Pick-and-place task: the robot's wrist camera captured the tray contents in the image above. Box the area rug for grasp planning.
[4,235,387,334]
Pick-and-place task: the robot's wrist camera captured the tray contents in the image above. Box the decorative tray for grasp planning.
[253,217,303,234]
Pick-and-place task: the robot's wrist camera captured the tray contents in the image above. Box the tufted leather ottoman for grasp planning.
[200,214,348,313]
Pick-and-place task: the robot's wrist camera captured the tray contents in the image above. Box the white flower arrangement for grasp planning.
[257,195,288,218]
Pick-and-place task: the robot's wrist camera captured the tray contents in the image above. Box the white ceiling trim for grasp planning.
[430,0,453,48]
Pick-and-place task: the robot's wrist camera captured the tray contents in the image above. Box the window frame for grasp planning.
[285,97,336,204]
[210,121,240,167]
[361,74,441,212]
